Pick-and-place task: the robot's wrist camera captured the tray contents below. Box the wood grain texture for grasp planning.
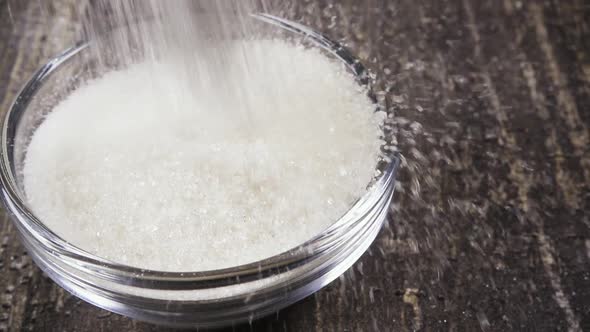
[0,0,589,331]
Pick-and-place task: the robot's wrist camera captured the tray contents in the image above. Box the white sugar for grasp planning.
[24,39,384,271]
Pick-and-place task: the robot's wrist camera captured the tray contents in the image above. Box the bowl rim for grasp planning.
[0,14,399,289]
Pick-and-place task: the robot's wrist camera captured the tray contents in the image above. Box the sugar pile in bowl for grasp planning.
[23,39,385,272]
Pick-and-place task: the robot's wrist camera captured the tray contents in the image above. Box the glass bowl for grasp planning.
[0,14,399,328]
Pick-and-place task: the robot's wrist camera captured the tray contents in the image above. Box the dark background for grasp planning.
[0,0,589,331]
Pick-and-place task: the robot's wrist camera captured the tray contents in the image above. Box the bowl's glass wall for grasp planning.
[2,15,398,328]
[14,53,89,194]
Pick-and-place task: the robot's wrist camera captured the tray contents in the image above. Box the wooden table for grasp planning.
[1,0,588,331]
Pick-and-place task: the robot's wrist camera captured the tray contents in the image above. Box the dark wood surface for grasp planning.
[1,0,589,331]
